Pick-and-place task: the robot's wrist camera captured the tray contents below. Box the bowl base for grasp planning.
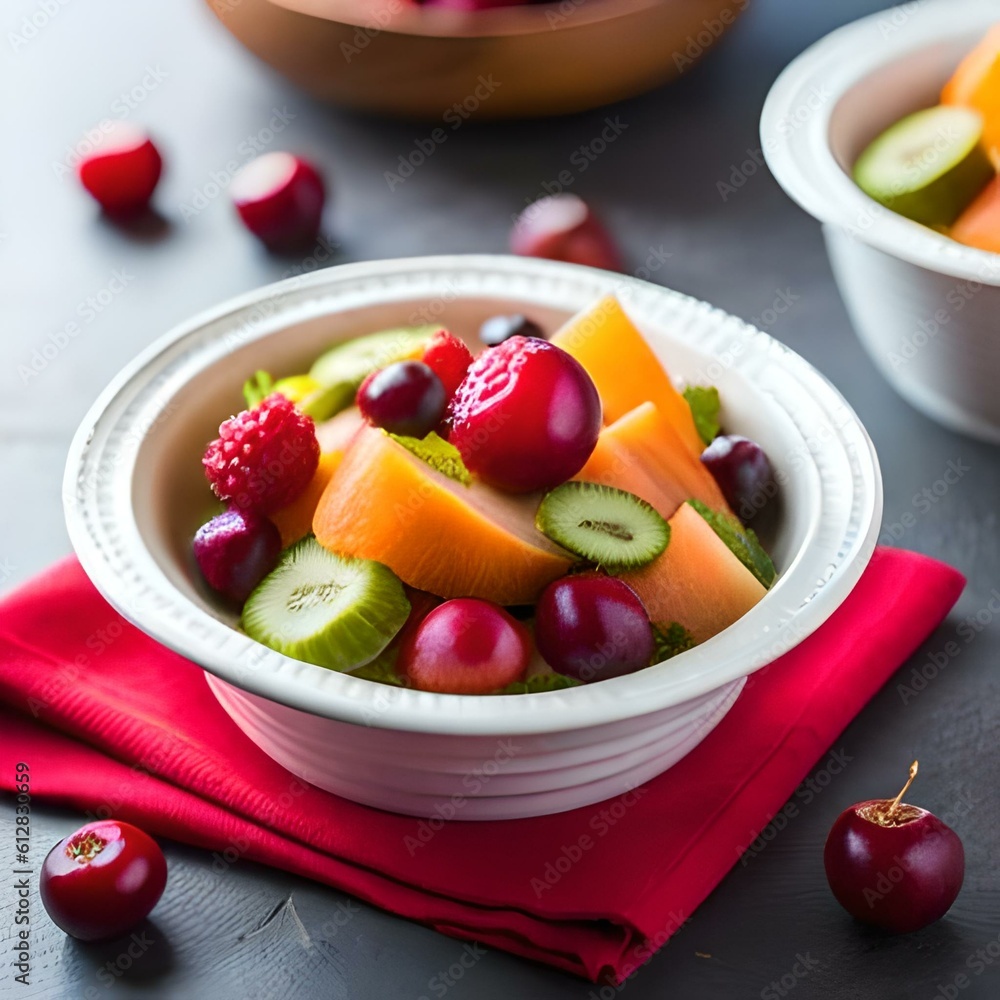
[206,672,746,820]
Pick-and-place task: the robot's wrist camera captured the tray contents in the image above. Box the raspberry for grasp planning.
[422,329,474,400]
[202,393,320,514]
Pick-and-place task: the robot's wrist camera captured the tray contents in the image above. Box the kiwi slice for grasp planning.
[242,537,410,672]
[303,326,438,421]
[536,482,670,569]
[687,499,775,588]
[853,106,993,227]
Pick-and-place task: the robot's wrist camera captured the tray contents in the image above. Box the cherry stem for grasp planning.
[889,760,919,817]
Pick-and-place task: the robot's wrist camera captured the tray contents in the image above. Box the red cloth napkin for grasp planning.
[0,549,964,982]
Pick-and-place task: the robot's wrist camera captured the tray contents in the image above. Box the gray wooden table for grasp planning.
[2,0,999,996]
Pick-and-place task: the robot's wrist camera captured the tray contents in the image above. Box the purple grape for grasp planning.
[478,314,545,347]
[193,509,282,604]
[534,575,654,683]
[700,435,774,523]
[356,361,446,438]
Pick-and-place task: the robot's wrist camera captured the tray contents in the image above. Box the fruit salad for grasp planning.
[192,295,778,695]
[853,25,1000,252]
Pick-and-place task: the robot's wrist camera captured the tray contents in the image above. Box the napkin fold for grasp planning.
[0,549,964,981]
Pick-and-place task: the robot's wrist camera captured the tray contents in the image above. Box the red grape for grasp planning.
[193,508,282,604]
[357,361,447,438]
[400,598,530,694]
[479,314,545,347]
[534,575,654,682]
[700,434,774,523]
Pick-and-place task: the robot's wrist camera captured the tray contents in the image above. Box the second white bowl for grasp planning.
[762,0,1000,442]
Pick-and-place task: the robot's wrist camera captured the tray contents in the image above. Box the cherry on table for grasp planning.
[231,152,325,252]
[76,121,162,216]
[40,820,167,941]
[823,761,965,933]
[510,194,624,272]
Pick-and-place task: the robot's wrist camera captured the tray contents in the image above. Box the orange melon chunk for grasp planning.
[951,175,1000,253]
[550,295,704,457]
[271,451,342,548]
[620,503,766,644]
[312,426,572,604]
[578,402,732,517]
[942,25,1000,156]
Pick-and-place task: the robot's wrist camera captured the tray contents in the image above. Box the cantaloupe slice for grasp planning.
[312,426,572,604]
[951,175,1000,252]
[550,295,704,457]
[578,402,733,517]
[942,25,1000,156]
[620,502,767,644]
[271,451,342,548]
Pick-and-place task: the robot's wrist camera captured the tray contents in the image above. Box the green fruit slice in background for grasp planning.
[242,537,410,672]
[853,105,993,227]
[303,326,439,420]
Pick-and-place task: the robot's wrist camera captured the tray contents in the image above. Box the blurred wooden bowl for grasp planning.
[206,0,747,119]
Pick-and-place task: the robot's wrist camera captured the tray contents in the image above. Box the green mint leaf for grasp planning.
[496,673,582,695]
[683,385,721,445]
[651,622,697,662]
[390,431,472,486]
[687,498,776,588]
[243,370,275,409]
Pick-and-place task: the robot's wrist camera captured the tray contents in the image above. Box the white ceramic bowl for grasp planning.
[762,0,1000,443]
[64,255,881,819]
